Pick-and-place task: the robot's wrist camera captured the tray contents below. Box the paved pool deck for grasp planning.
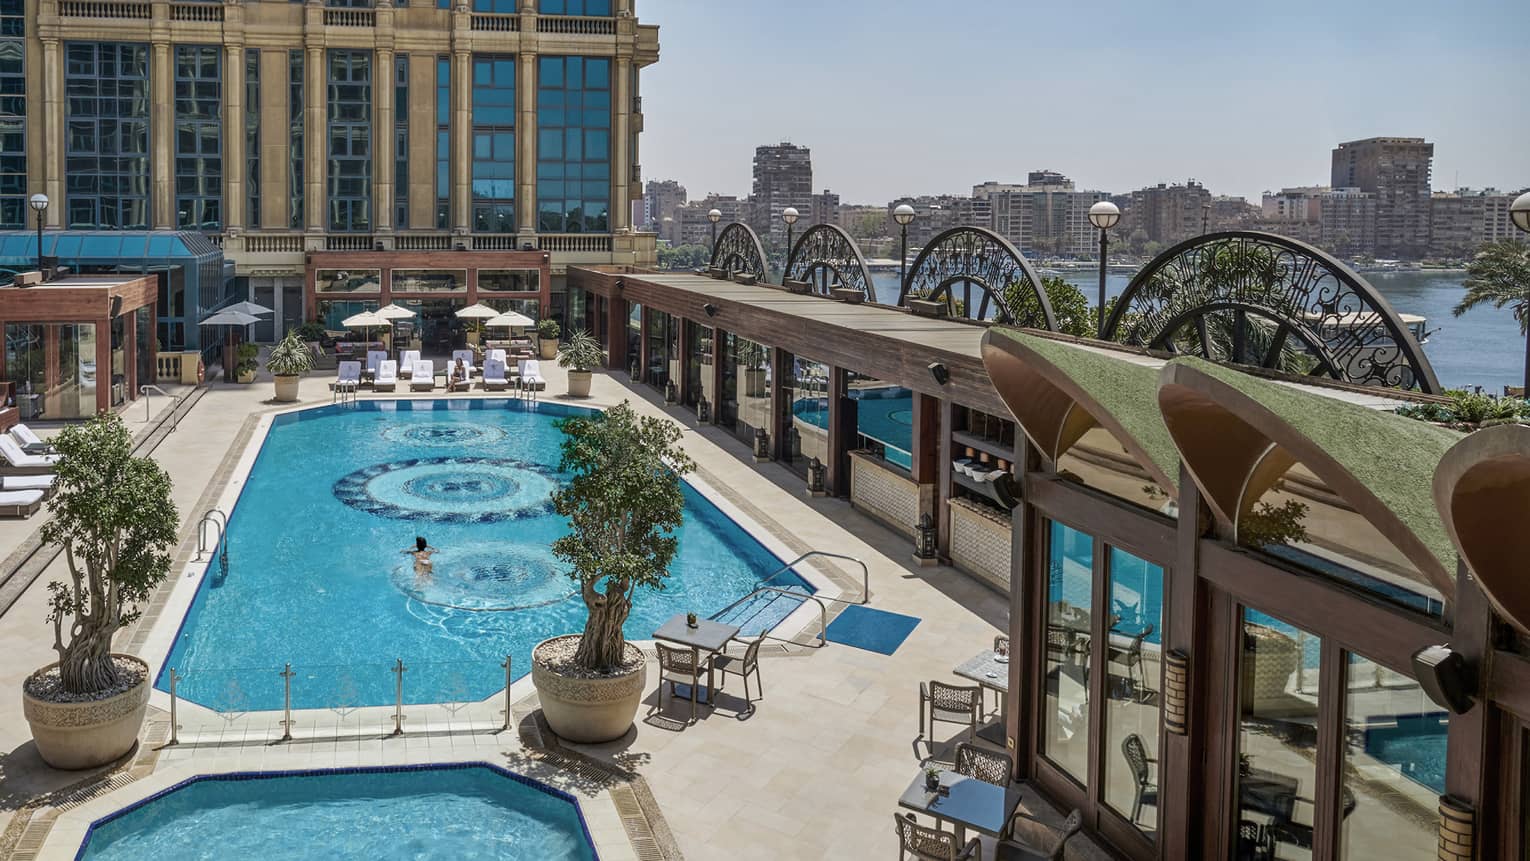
[0,363,1102,860]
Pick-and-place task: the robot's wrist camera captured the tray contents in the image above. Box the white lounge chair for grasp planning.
[0,473,56,498]
[482,359,509,392]
[486,349,507,368]
[399,350,421,379]
[0,489,43,518]
[365,350,387,380]
[450,349,478,378]
[9,423,53,455]
[518,359,546,392]
[0,435,61,474]
[374,360,399,392]
[410,360,436,391]
[333,361,362,392]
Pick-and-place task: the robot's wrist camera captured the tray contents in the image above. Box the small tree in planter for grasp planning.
[25,414,177,768]
[537,318,562,360]
[267,330,315,402]
[531,403,695,741]
[557,330,604,398]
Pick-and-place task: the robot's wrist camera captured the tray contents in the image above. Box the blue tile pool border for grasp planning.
[72,761,600,861]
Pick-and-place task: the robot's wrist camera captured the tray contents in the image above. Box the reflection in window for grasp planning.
[394,55,409,228]
[644,309,672,391]
[245,51,260,227]
[316,299,379,332]
[315,269,381,293]
[289,50,303,228]
[1104,548,1163,837]
[1043,521,1093,786]
[683,320,713,413]
[435,56,449,229]
[390,270,465,293]
[1339,652,1442,860]
[1055,426,1179,518]
[65,43,151,229]
[0,20,28,229]
[538,0,611,13]
[783,355,830,477]
[327,49,372,232]
[536,56,610,233]
[847,372,912,471]
[471,55,515,233]
[626,302,641,376]
[174,45,222,230]
[478,269,540,293]
[722,333,771,448]
[2,323,98,420]
[1237,610,1320,861]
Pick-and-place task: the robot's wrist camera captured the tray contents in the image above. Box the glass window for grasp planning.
[390,269,465,293]
[723,333,771,448]
[783,354,830,476]
[315,269,381,293]
[471,56,515,233]
[846,373,912,471]
[537,0,611,14]
[1055,425,1180,518]
[643,308,670,391]
[683,321,713,412]
[536,56,609,233]
[289,50,304,228]
[327,50,371,232]
[394,55,408,228]
[435,56,450,229]
[1103,548,1164,837]
[65,43,151,229]
[0,32,25,228]
[478,269,540,292]
[1339,652,1442,860]
[246,51,260,227]
[316,299,379,332]
[1043,521,1094,786]
[1237,610,1321,861]
[174,45,222,230]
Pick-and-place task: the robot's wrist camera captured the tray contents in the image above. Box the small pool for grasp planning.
[159,399,812,711]
[75,764,596,860]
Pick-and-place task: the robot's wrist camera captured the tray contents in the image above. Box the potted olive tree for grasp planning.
[531,403,695,742]
[538,318,561,360]
[557,330,603,398]
[23,414,177,769]
[267,329,315,403]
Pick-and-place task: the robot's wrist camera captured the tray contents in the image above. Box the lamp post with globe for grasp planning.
[1088,201,1122,335]
[707,208,722,252]
[782,207,799,280]
[893,204,916,299]
[1510,191,1530,391]
[28,193,48,275]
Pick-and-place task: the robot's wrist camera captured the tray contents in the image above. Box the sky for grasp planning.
[636,0,1530,205]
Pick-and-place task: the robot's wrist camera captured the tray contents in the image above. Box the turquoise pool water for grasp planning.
[157,399,810,711]
[793,387,914,470]
[75,764,595,860]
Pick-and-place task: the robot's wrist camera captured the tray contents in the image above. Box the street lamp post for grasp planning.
[1088,201,1121,336]
[1510,191,1530,392]
[782,207,799,281]
[707,208,722,252]
[893,204,916,299]
[1201,203,1211,235]
[28,193,48,275]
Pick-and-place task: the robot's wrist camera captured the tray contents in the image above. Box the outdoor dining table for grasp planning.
[898,768,1024,844]
[953,649,1010,745]
[652,613,740,724]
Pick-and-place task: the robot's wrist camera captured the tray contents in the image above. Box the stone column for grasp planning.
[373,48,395,233]
[516,51,537,237]
[151,41,173,228]
[258,49,289,229]
[406,56,436,230]
[40,38,63,226]
[610,57,631,232]
[304,44,326,233]
[451,49,471,234]
[222,45,246,231]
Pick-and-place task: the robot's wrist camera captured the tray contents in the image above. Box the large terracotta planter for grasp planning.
[531,635,646,744]
[23,655,150,770]
[540,338,560,360]
[273,375,301,402]
[566,370,592,398]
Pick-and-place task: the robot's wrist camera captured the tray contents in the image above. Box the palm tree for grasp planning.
[1454,240,1530,391]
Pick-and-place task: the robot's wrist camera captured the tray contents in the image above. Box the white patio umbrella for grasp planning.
[376,303,417,361]
[221,300,275,317]
[455,302,500,342]
[342,310,391,343]
[485,310,535,329]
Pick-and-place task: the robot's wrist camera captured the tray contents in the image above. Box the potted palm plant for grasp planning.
[557,330,603,398]
[531,403,695,743]
[267,330,315,403]
[537,318,561,360]
[23,414,177,769]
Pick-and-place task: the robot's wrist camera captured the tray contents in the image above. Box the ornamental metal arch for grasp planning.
[900,226,1058,329]
[783,223,879,303]
[708,222,768,281]
[1102,231,1441,393]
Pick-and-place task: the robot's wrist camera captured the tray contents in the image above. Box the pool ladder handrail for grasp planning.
[139,384,179,431]
[708,551,870,649]
[197,508,229,580]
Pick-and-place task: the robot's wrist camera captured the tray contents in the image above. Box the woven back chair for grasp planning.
[919,681,982,743]
[1121,733,1158,824]
[655,643,704,705]
[999,808,1080,861]
[713,636,764,709]
[955,742,1013,787]
[894,812,980,861]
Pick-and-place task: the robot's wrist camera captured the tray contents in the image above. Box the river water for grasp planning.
[868,269,1521,392]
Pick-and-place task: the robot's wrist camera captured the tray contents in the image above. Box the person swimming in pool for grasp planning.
[402,536,437,584]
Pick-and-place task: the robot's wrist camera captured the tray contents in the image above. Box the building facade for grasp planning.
[750,141,811,246]
[1331,137,1433,259]
[976,174,1109,258]
[673,193,744,248]
[1429,188,1530,258]
[642,177,685,242]
[18,0,660,342]
[1126,180,1212,246]
[809,188,839,229]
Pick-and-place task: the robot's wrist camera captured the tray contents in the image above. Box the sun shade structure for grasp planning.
[376,303,416,320]
[1157,356,1461,596]
[454,302,501,320]
[220,301,274,317]
[486,310,535,328]
[199,309,262,327]
[1434,425,1530,633]
[980,328,1180,494]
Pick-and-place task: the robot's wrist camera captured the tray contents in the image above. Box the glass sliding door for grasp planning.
[1236,609,1320,861]
[1103,548,1165,838]
[1043,520,1094,786]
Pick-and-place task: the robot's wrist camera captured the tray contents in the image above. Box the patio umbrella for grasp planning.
[376,303,416,361]
[342,310,390,344]
[455,302,500,342]
[485,310,535,329]
[200,310,263,382]
[221,300,275,317]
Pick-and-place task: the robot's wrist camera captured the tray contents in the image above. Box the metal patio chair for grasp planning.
[919,681,983,744]
[996,808,1081,861]
[711,636,763,711]
[954,742,1017,838]
[1122,733,1158,825]
[894,812,981,861]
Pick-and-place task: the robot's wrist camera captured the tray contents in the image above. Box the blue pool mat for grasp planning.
[825,605,921,655]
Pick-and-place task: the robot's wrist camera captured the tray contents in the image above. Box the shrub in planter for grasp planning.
[557,330,603,398]
[537,318,561,359]
[24,414,178,768]
[531,403,695,742]
[267,330,315,402]
[234,343,260,383]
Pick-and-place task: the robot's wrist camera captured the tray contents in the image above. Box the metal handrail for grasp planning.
[712,586,831,649]
[754,550,869,605]
[197,508,229,580]
[139,384,177,429]
[706,551,870,649]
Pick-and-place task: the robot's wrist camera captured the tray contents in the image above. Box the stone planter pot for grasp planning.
[236,370,257,384]
[540,339,560,360]
[23,655,150,770]
[273,375,302,402]
[567,370,592,398]
[531,635,646,744]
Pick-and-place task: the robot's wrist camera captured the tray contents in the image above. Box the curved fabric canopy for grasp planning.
[1434,425,1530,633]
[1157,357,1460,595]
[980,328,1180,494]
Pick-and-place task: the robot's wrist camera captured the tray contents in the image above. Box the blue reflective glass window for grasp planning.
[174,45,222,231]
[536,55,609,233]
[64,43,150,229]
[327,49,372,231]
[469,54,515,233]
[435,56,449,229]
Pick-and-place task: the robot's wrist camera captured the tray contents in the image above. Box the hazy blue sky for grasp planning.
[637,0,1530,204]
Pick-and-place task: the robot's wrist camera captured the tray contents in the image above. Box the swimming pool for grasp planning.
[75,764,596,860]
[158,399,811,711]
[793,386,913,470]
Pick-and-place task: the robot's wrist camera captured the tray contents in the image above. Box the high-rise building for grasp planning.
[751,142,813,245]
[1429,188,1530,258]
[810,189,841,228]
[644,179,688,243]
[1126,180,1213,245]
[886,196,968,248]
[674,194,748,248]
[1331,137,1433,258]
[975,173,1109,257]
[12,0,660,346]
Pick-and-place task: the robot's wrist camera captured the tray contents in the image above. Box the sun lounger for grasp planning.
[375,360,398,392]
[0,488,43,517]
[399,350,421,379]
[333,361,362,392]
[450,349,478,378]
[0,435,61,475]
[0,474,56,498]
[410,360,436,392]
[482,359,510,392]
[9,424,53,455]
[486,349,507,368]
[518,359,546,391]
[365,350,387,379]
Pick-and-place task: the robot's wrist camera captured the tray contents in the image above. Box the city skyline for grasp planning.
[638,0,1530,205]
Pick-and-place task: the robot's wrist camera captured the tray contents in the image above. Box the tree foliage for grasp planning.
[657,243,711,271]
[40,414,178,694]
[1455,240,1530,335]
[267,330,315,377]
[1002,275,1097,336]
[556,330,604,373]
[551,403,696,671]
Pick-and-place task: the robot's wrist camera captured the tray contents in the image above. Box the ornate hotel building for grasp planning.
[7,0,658,347]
